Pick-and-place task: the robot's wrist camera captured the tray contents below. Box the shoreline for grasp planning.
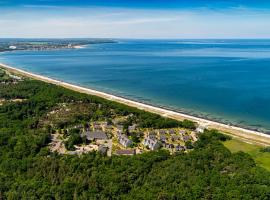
[1,62,270,146]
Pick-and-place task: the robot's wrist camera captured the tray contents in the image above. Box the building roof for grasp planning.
[164,143,174,149]
[143,136,160,150]
[116,149,135,155]
[160,134,167,140]
[179,130,186,135]
[196,125,207,133]
[118,134,132,147]
[183,135,191,141]
[149,134,156,140]
[159,130,167,134]
[83,131,108,140]
[171,135,180,141]
[128,124,137,131]
[175,145,185,151]
[98,145,108,154]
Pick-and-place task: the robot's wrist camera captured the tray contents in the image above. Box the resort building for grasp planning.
[182,135,191,142]
[190,131,198,142]
[116,149,136,156]
[117,133,132,148]
[171,135,181,141]
[82,131,108,141]
[143,136,160,150]
[179,130,186,135]
[93,122,102,130]
[116,125,124,133]
[128,124,137,132]
[168,129,176,134]
[164,143,174,149]
[148,133,156,140]
[98,145,108,155]
[159,130,167,134]
[159,134,167,143]
[196,125,206,133]
[175,145,185,152]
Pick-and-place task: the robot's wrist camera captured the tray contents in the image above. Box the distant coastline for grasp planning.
[0,39,116,53]
[1,62,270,146]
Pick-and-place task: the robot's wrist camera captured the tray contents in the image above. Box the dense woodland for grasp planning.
[0,75,270,199]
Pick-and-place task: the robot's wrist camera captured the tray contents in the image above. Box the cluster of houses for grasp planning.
[141,129,192,152]
[114,125,202,154]
[117,133,132,148]
[143,135,160,150]
[82,131,108,141]
[50,115,205,156]
[92,121,113,132]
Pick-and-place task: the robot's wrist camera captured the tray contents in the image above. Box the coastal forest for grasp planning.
[0,70,270,199]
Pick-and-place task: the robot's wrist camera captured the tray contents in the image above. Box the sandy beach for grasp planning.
[1,62,270,146]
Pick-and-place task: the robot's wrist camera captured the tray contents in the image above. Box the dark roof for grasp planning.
[148,134,156,140]
[159,130,167,134]
[164,143,174,148]
[183,135,191,141]
[98,145,108,154]
[116,149,135,155]
[160,135,167,139]
[84,131,108,140]
[175,145,185,151]
[171,135,180,140]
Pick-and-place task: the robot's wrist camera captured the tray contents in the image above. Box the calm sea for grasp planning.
[1,39,270,132]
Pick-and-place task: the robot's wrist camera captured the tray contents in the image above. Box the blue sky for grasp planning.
[2,0,270,9]
[1,0,270,38]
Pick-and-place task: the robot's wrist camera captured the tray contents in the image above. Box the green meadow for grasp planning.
[223,138,270,171]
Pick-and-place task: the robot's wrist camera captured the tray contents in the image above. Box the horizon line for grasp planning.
[1,37,270,40]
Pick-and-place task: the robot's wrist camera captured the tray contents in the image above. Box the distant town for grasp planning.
[0,39,115,52]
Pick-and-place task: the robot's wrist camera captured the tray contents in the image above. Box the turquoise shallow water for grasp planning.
[1,39,270,132]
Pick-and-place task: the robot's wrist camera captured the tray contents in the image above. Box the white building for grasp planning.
[117,134,132,148]
[196,125,207,133]
[143,136,160,150]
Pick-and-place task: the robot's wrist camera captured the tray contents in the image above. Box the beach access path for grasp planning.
[1,62,270,146]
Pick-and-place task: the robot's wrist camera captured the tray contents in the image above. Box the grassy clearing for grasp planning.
[223,138,270,171]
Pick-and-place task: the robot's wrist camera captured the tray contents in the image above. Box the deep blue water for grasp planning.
[1,39,270,132]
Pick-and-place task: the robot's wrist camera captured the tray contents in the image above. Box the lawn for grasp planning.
[223,139,270,171]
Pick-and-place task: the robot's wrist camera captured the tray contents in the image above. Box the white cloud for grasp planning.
[0,6,270,38]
